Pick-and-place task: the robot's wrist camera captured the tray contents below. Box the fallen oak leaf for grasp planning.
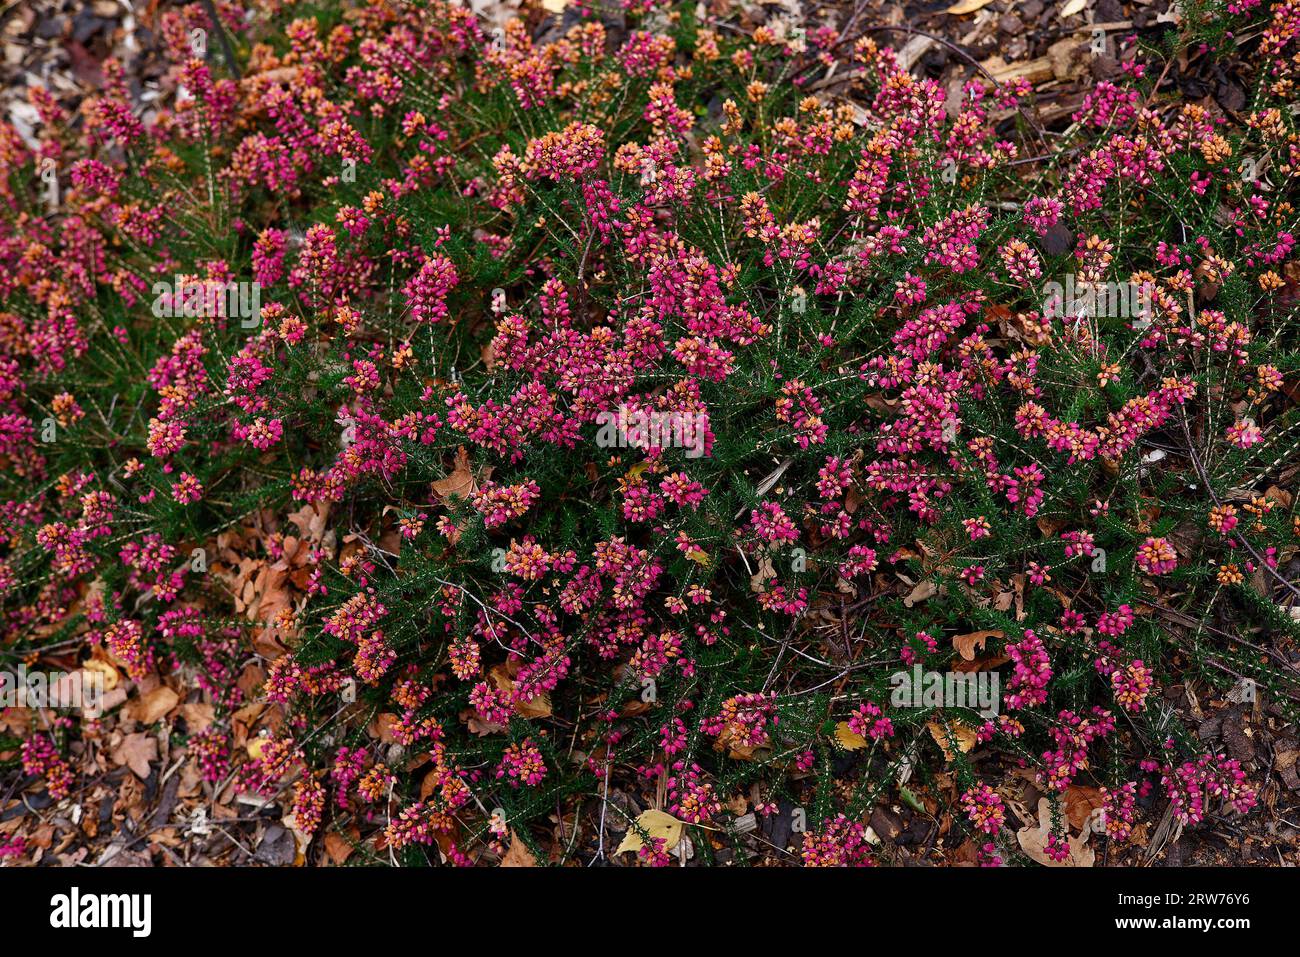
[749,554,777,592]
[952,629,1003,661]
[178,702,215,735]
[501,829,538,867]
[231,700,269,748]
[1063,785,1104,830]
[125,685,179,725]
[464,710,509,736]
[113,732,158,780]
[281,817,313,866]
[431,446,480,500]
[952,653,1010,674]
[1016,797,1095,867]
[287,501,331,543]
[322,831,356,865]
[903,579,938,607]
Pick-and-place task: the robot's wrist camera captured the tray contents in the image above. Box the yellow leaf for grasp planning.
[685,547,710,566]
[616,809,683,856]
[927,717,978,762]
[517,691,552,719]
[489,664,553,719]
[834,721,868,751]
[82,658,120,693]
[945,0,994,14]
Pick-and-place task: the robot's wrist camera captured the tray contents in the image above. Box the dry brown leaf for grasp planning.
[1035,516,1066,537]
[419,764,441,800]
[1063,785,1104,829]
[1047,37,1088,82]
[1264,485,1293,508]
[322,832,356,865]
[431,446,478,500]
[953,653,1010,673]
[714,734,764,762]
[945,0,994,13]
[231,700,268,748]
[287,502,331,543]
[749,554,777,592]
[1016,798,1096,867]
[179,702,215,735]
[952,629,1003,661]
[464,711,509,736]
[903,580,938,607]
[501,829,538,866]
[282,819,312,866]
[863,393,898,416]
[370,712,402,743]
[515,693,552,720]
[125,685,179,725]
[114,732,158,779]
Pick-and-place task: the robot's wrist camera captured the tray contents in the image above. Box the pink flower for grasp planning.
[961,784,1006,835]
[496,738,547,788]
[1135,536,1178,575]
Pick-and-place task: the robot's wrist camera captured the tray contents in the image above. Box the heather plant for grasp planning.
[2,0,1300,866]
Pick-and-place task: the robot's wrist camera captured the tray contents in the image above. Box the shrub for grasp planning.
[2,0,1299,865]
